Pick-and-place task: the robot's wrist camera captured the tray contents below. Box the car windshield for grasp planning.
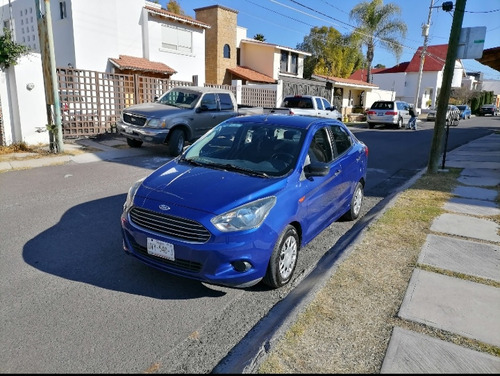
[157,89,200,109]
[457,105,466,110]
[181,121,306,177]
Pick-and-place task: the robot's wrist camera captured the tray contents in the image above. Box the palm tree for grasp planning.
[254,34,266,42]
[349,0,407,84]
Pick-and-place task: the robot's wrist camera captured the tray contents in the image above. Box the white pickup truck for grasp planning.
[281,95,342,121]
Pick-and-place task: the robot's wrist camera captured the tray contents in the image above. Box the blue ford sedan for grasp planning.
[121,115,368,289]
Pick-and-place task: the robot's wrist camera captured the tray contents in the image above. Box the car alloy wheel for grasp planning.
[343,182,364,220]
[263,225,299,288]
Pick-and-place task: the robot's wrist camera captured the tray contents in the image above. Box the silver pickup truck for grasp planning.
[117,86,250,156]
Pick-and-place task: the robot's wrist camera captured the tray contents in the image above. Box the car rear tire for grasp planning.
[262,225,299,289]
[126,138,143,148]
[167,129,185,157]
[342,181,364,221]
[368,123,375,129]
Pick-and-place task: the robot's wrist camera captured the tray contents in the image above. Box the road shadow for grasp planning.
[22,193,227,299]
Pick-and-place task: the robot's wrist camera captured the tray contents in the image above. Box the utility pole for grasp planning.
[427,0,467,173]
[35,0,64,153]
[414,0,434,113]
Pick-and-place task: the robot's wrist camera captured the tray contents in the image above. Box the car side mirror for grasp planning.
[196,105,208,113]
[304,162,330,178]
[330,106,337,111]
[154,96,159,102]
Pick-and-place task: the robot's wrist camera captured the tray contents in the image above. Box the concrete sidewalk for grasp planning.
[381,133,500,373]
[0,135,156,172]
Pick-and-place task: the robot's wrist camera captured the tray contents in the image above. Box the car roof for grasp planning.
[225,114,344,130]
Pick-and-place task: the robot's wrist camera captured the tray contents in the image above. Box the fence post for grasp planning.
[275,80,283,108]
[232,79,242,105]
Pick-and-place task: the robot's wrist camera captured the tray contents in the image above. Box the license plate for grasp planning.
[125,127,134,134]
[147,238,175,261]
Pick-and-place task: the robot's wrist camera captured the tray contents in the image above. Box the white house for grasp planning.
[0,0,210,146]
[0,0,209,81]
[353,44,465,111]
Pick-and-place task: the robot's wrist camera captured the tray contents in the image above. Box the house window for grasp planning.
[280,50,289,72]
[223,44,230,58]
[290,53,298,74]
[59,1,67,19]
[161,24,192,54]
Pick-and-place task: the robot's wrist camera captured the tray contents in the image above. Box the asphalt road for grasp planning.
[0,116,497,373]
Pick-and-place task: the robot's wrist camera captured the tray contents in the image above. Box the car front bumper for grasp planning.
[120,209,278,288]
[117,120,170,144]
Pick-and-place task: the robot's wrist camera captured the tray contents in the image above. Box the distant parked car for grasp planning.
[366,100,411,129]
[478,104,498,116]
[456,105,471,119]
[121,115,368,289]
[426,104,460,126]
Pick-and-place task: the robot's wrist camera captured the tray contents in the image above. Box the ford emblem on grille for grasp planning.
[130,117,136,122]
[159,204,170,211]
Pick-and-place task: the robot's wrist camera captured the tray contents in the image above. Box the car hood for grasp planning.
[123,102,188,118]
[136,160,287,214]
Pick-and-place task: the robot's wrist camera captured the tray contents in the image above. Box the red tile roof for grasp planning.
[375,62,410,74]
[109,55,177,75]
[313,74,378,88]
[227,66,276,83]
[406,44,448,72]
[349,44,449,80]
[349,68,386,81]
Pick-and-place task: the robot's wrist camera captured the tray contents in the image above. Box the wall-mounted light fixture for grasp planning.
[26,82,35,91]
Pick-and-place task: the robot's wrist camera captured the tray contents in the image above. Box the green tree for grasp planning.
[166,0,184,15]
[0,28,29,71]
[349,0,406,83]
[254,33,266,42]
[297,26,364,79]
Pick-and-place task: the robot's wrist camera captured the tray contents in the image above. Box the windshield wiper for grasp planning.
[220,164,270,178]
[178,157,206,167]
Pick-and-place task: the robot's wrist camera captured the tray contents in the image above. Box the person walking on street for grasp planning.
[407,105,417,130]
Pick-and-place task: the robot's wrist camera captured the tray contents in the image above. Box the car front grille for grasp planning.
[130,207,211,243]
[129,238,202,273]
[123,112,147,127]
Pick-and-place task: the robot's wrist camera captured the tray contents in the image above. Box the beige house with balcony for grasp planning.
[194,5,311,85]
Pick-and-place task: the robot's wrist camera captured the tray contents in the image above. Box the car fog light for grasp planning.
[232,260,252,272]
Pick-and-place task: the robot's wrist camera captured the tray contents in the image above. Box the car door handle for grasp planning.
[334,169,341,176]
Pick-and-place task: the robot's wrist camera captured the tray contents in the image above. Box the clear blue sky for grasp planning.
[159,0,500,80]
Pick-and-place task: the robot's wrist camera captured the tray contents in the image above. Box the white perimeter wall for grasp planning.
[1,53,49,146]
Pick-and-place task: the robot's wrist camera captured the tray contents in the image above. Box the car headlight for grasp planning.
[147,118,165,128]
[123,177,145,212]
[211,196,277,232]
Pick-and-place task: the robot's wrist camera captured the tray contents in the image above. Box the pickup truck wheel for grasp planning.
[167,129,185,157]
[126,138,143,148]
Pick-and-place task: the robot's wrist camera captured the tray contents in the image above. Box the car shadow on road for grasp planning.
[22,193,228,299]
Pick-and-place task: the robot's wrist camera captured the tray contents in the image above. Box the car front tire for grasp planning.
[167,129,185,157]
[262,225,299,289]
